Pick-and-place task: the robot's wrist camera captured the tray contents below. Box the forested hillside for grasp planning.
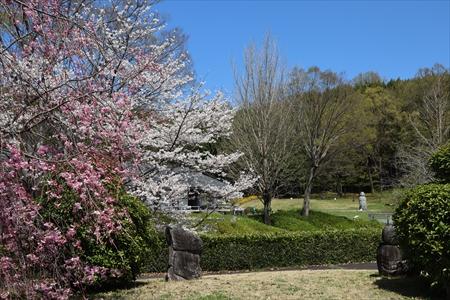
[229,47,449,202]
[307,64,450,194]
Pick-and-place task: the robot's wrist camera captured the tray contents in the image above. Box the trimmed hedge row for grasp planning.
[149,228,380,272]
[200,229,380,271]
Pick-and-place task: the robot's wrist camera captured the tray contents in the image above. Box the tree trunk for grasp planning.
[262,193,271,225]
[302,166,316,217]
[336,175,343,198]
[379,157,383,192]
[368,164,374,194]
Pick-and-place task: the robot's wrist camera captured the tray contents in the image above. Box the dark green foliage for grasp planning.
[394,184,450,293]
[239,66,449,195]
[200,229,380,271]
[82,193,165,283]
[38,185,165,285]
[148,211,382,272]
[429,144,450,183]
[37,180,79,228]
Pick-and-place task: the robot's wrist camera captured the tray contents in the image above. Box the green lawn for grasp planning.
[239,191,401,222]
[95,269,433,300]
[189,191,401,234]
[192,209,381,235]
[270,210,381,231]
[193,212,284,234]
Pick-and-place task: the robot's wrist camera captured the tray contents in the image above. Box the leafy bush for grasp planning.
[147,227,380,273]
[394,184,450,294]
[38,187,164,288]
[200,229,379,271]
[429,143,450,183]
[151,210,383,272]
[243,206,257,215]
[83,193,165,285]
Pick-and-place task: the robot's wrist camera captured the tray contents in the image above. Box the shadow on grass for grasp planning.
[85,281,149,299]
[373,275,443,299]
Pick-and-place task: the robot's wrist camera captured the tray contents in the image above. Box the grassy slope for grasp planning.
[191,191,399,235]
[193,209,381,235]
[270,210,380,231]
[96,269,432,300]
[193,213,283,235]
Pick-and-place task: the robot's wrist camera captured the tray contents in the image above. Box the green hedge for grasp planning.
[150,228,380,272]
[200,229,379,271]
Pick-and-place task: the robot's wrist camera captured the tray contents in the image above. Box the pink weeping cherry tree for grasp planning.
[0,0,251,298]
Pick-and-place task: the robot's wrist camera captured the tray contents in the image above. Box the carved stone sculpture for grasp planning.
[377,224,408,276]
[165,226,202,281]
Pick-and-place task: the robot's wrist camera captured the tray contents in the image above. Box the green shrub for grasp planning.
[429,143,450,183]
[199,229,380,271]
[82,192,166,283]
[243,206,257,215]
[38,185,165,286]
[394,184,450,293]
[148,211,382,273]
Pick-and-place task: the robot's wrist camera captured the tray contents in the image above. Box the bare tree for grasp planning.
[399,65,450,186]
[411,67,450,150]
[352,71,383,87]
[289,67,355,216]
[231,36,294,224]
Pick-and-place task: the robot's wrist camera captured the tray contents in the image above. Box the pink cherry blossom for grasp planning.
[0,0,251,298]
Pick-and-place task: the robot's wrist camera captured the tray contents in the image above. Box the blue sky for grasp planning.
[156,0,450,95]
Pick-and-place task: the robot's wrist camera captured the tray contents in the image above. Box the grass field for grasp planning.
[239,191,402,222]
[189,191,400,234]
[95,269,433,300]
[193,209,381,234]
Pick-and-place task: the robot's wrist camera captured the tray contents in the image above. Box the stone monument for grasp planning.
[358,192,367,211]
[165,226,203,281]
[376,224,408,276]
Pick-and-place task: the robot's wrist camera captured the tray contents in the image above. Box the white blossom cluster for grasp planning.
[133,88,255,212]
[0,0,254,218]
[82,0,254,213]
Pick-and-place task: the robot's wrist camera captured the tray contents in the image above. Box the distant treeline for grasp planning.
[226,47,449,200]
[309,64,450,195]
